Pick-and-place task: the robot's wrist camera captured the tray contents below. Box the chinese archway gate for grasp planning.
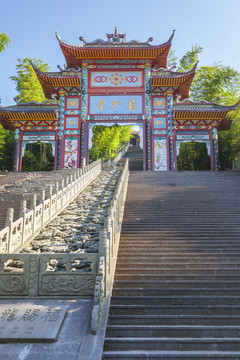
[0,28,238,171]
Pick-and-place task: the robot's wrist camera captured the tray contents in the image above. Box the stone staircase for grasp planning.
[121,146,143,171]
[103,171,240,359]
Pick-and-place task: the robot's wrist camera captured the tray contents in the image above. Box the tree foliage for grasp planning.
[177,142,211,170]
[10,58,50,103]
[190,64,240,169]
[167,49,178,69]
[89,125,133,162]
[178,44,203,72]
[0,33,10,55]
[167,44,202,71]
[191,65,240,102]
[21,143,54,171]
[0,130,14,171]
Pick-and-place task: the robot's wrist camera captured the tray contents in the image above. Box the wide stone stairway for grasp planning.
[103,171,240,359]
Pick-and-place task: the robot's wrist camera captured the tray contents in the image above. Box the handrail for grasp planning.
[91,159,129,334]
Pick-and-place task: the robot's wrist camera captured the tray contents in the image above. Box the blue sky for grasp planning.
[1,0,240,106]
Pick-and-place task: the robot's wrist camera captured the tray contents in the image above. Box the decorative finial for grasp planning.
[55,31,62,42]
[192,61,199,70]
[146,37,153,44]
[169,29,176,42]
[115,27,118,36]
[29,59,37,69]
[79,36,88,45]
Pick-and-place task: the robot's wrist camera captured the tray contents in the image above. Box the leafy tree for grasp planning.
[167,49,178,69]
[0,125,6,163]
[10,58,50,103]
[191,65,240,102]
[0,33,10,167]
[177,142,211,170]
[0,130,14,171]
[89,125,133,162]
[22,143,54,171]
[0,33,10,55]
[178,44,202,72]
[167,45,202,71]
[190,64,240,169]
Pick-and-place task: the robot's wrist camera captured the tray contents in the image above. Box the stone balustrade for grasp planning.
[102,144,129,168]
[91,159,129,334]
[0,159,102,254]
[0,159,129,303]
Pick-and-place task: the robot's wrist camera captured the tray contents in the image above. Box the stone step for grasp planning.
[121,228,240,233]
[104,338,240,351]
[102,350,240,359]
[107,315,240,326]
[111,296,240,306]
[115,263,240,269]
[116,252,240,258]
[114,274,240,281]
[109,305,240,316]
[105,325,240,338]
[119,239,240,243]
[112,288,240,297]
[114,268,240,274]
[114,280,240,288]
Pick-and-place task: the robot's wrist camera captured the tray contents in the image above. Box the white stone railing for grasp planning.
[91,159,129,334]
[0,159,102,254]
[0,159,129,303]
[102,144,129,168]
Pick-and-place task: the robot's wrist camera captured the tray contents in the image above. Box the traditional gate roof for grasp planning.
[30,61,81,99]
[173,99,240,130]
[55,28,175,69]
[0,102,59,130]
[151,63,197,99]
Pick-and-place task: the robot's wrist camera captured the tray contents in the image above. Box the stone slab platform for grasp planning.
[0,299,92,359]
[0,303,68,342]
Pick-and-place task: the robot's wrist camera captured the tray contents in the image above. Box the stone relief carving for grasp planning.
[0,275,26,294]
[40,274,95,295]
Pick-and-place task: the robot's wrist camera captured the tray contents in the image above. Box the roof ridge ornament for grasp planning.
[152,65,176,72]
[13,100,58,106]
[79,28,153,46]
[175,97,223,105]
[57,64,81,72]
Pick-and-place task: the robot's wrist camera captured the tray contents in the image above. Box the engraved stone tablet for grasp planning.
[0,304,68,342]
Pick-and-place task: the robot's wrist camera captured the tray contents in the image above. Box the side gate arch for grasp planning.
[174,131,214,171]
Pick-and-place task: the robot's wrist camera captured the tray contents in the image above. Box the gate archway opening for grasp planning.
[21,142,55,171]
[88,122,144,169]
[177,141,211,171]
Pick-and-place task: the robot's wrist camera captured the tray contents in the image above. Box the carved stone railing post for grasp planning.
[5,208,14,252]
[19,199,27,245]
[99,228,108,297]
[48,185,52,218]
[91,256,105,335]
[40,189,45,226]
[55,181,59,210]
[31,194,37,234]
